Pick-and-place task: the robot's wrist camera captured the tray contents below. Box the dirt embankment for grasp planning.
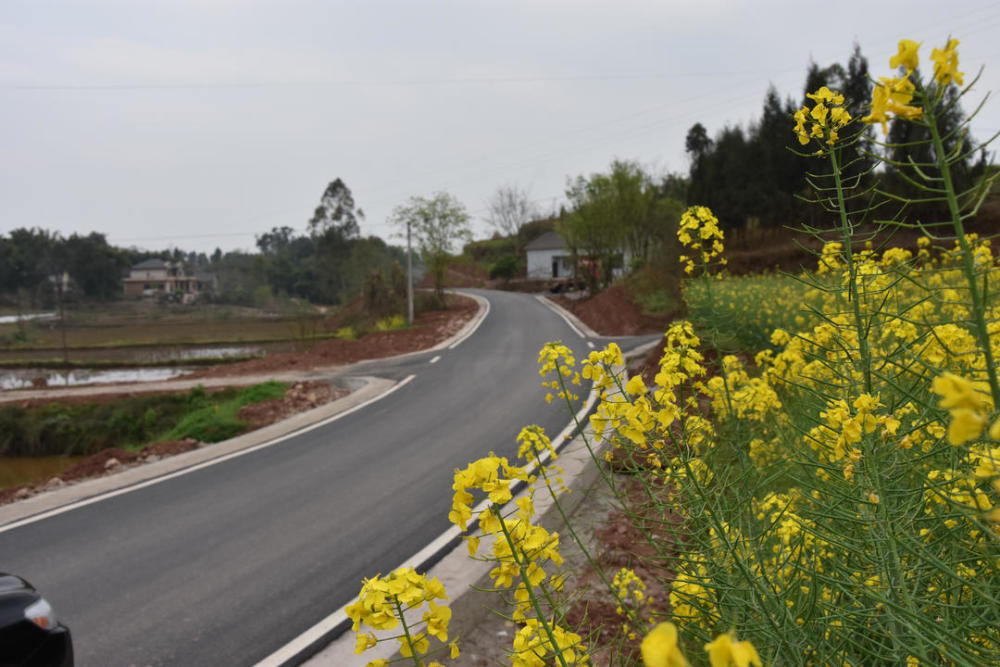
[189,293,478,379]
[553,285,672,337]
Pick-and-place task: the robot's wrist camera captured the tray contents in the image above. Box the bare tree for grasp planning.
[485,184,539,247]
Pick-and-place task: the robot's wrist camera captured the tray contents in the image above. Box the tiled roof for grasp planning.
[524,230,567,251]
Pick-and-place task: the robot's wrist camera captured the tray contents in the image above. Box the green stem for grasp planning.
[532,452,644,630]
[862,440,930,662]
[393,597,424,667]
[555,359,620,496]
[496,514,571,667]
[830,147,873,396]
[925,102,1000,404]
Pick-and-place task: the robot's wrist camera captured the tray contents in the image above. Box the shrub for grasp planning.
[488,254,518,280]
[374,314,407,331]
[334,326,357,340]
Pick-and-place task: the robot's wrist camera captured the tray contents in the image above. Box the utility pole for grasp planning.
[407,218,414,325]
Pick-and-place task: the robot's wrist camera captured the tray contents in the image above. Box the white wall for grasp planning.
[527,249,573,279]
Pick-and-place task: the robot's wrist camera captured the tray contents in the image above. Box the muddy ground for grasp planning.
[553,284,672,336]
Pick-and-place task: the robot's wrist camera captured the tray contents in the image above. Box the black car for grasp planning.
[0,574,73,667]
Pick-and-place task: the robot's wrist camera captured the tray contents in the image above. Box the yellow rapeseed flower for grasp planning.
[890,39,921,72]
[931,38,964,86]
[796,86,851,146]
[930,372,993,445]
[863,76,922,133]
[704,631,763,667]
[640,622,689,667]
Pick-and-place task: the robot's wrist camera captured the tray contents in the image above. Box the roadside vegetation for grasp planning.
[0,381,287,462]
[345,37,1000,666]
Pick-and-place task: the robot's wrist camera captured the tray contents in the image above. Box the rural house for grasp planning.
[524,231,633,280]
[122,259,212,302]
[525,231,574,279]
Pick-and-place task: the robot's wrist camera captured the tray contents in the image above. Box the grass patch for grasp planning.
[0,381,288,460]
[164,381,285,443]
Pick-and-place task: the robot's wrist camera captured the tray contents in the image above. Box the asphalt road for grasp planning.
[0,289,657,666]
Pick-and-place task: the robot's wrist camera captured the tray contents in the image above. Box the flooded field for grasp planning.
[0,340,293,364]
[0,455,83,489]
[0,311,56,325]
[0,367,194,390]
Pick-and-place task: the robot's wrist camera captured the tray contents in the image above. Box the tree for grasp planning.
[561,161,655,292]
[0,228,60,298]
[255,226,297,255]
[685,123,712,161]
[64,232,127,299]
[308,178,364,239]
[389,192,472,299]
[485,184,539,255]
[309,179,365,303]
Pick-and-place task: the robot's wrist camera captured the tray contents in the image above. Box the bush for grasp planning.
[374,314,407,331]
[334,326,357,340]
[488,254,518,280]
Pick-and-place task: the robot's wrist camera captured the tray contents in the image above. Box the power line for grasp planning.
[0,70,794,92]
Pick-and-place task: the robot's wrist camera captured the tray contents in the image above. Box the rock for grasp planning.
[144,454,160,464]
[104,457,121,471]
[14,488,31,500]
[45,477,65,489]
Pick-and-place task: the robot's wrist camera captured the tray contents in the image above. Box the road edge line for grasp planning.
[260,339,660,666]
[0,375,417,535]
[535,294,600,339]
[256,378,602,667]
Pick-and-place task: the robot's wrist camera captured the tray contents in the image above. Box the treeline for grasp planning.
[0,179,409,308]
[684,43,989,232]
[240,178,407,306]
[0,229,133,302]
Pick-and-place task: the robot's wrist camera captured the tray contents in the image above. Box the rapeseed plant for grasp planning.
[347,34,998,666]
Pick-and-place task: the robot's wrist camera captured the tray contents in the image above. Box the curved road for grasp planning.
[0,289,655,665]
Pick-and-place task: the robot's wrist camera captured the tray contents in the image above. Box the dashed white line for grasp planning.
[429,355,441,364]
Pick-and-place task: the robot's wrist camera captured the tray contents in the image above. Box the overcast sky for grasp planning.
[2,0,1000,255]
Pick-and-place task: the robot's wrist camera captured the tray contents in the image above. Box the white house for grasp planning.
[524,230,634,280]
[524,231,574,279]
[122,259,210,302]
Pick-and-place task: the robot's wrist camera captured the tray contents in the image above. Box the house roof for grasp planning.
[524,230,567,252]
[132,258,168,270]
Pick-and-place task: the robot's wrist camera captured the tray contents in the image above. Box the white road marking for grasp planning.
[0,375,418,536]
[535,295,586,339]
[447,295,490,349]
[255,383,602,667]
[429,355,441,364]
